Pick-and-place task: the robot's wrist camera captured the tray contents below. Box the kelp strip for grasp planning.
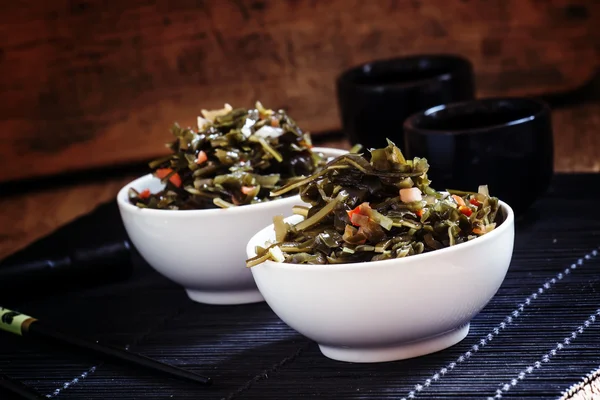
[246,140,501,266]
[129,102,324,210]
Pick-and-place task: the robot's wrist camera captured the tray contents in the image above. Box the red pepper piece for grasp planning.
[459,205,473,217]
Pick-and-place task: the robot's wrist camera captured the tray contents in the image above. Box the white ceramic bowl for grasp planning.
[246,201,514,362]
[117,147,348,305]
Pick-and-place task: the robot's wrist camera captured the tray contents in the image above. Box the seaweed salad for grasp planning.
[129,102,321,210]
[246,140,501,266]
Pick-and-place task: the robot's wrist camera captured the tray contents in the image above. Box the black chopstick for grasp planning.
[0,240,134,296]
[0,307,212,386]
[0,374,45,400]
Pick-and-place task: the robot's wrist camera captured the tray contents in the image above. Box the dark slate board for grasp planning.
[1,174,600,400]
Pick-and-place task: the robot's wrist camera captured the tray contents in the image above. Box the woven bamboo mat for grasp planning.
[1,174,599,400]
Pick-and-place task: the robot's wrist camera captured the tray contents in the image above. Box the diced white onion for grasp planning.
[241,118,257,138]
[399,187,422,203]
[254,125,284,139]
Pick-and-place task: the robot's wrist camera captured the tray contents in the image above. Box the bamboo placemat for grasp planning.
[1,173,599,400]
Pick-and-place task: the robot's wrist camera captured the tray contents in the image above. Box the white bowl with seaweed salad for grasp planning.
[117,102,347,305]
[245,141,514,362]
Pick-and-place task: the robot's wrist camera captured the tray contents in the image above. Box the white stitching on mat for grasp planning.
[401,247,599,400]
[46,366,97,398]
[44,303,190,398]
[486,309,600,400]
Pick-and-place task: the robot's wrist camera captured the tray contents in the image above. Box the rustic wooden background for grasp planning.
[1,0,599,261]
[0,0,598,184]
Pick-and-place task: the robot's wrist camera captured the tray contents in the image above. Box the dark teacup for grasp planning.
[336,54,475,150]
[403,97,554,215]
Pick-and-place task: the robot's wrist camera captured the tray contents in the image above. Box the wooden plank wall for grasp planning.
[0,0,598,183]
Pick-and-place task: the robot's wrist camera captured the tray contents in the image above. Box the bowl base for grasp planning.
[185,288,265,305]
[318,324,470,363]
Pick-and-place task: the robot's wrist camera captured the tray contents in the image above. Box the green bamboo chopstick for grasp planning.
[0,307,212,386]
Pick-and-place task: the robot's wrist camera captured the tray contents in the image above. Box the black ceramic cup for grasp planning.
[403,97,554,215]
[336,54,475,150]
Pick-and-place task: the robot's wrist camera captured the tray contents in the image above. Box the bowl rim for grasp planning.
[402,97,551,136]
[246,200,514,271]
[116,146,348,217]
[336,53,473,91]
